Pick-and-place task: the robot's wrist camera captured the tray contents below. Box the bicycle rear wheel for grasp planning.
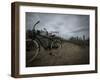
[51,39,62,49]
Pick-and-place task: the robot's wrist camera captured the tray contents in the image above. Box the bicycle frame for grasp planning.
[31,21,62,50]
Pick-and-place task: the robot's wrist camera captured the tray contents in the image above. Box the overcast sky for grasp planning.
[26,12,89,39]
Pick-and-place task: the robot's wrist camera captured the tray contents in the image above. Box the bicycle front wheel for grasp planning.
[26,40,40,64]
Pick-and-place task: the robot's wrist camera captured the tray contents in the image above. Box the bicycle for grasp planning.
[26,21,62,64]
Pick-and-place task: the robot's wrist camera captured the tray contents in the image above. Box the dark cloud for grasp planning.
[26,12,89,39]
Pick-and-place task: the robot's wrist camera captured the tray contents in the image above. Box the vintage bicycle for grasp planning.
[26,21,62,63]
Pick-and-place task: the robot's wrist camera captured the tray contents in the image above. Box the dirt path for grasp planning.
[26,42,89,67]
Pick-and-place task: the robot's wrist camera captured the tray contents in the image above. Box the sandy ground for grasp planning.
[26,42,89,67]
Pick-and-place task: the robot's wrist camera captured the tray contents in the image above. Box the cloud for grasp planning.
[26,12,89,39]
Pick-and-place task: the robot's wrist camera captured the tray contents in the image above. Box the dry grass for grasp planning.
[26,42,89,67]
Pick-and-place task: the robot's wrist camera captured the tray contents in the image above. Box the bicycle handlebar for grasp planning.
[33,20,40,31]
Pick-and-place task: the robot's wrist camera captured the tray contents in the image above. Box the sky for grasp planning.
[26,12,89,40]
